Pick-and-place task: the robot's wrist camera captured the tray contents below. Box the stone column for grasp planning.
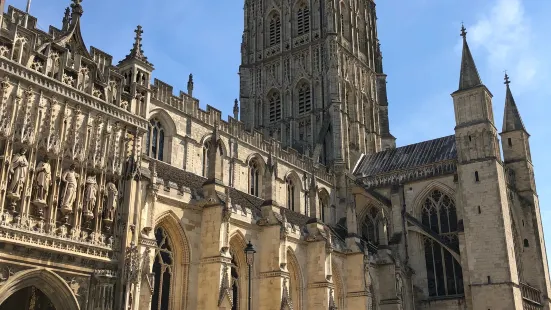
[345,252,371,309]
[305,221,333,309]
[257,223,286,310]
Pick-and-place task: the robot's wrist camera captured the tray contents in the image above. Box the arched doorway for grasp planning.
[0,269,80,310]
[0,286,55,310]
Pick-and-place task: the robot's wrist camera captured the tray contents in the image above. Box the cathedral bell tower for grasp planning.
[238,0,394,169]
[452,26,523,309]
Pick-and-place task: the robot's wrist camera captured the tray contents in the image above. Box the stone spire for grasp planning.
[120,25,152,66]
[458,25,483,91]
[187,74,194,97]
[233,99,239,120]
[502,73,527,133]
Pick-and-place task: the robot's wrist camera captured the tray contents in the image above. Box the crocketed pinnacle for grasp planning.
[502,73,527,133]
[121,25,152,66]
[458,25,483,91]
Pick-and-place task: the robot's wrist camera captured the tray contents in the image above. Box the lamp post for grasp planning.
[244,241,256,310]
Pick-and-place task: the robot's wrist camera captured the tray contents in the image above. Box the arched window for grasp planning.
[269,11,281,46]
[297,82,311,115]
[152,227,174,310]
[287,177,296,212]
[296,2,310,36]
[146,118,165,161]
[249,159,261,197]
[268,91,282,123]
[421,190,464,297]
[230,253,240,310]
[361,206,380,245]
[319,190,330,222]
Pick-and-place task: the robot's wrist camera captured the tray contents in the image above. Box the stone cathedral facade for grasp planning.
[0,0,549,310]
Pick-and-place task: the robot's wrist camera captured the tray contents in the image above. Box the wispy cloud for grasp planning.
[467,0,539,92]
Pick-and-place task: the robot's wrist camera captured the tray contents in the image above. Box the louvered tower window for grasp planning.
[269,12,281,46]
[269,92,282,123]
[297,3,310,35]
[297,82,311,114]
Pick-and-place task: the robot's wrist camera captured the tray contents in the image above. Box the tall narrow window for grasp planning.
[202,140,212,177]
[297,3,310,36]
[230,253,239,310]
[287,177,296,211]
[152,227,174,310]
[297,82,311,114]
[269,91,282,123]
[147,119,165,161]
[361,206,380,245]
[421,190,464,297]
[269,12,281,46]
[249,160,260,197]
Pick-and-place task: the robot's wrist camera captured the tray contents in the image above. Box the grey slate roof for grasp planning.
[354,135,457,178]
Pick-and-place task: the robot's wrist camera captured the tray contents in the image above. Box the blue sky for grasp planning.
[11,0,551,265]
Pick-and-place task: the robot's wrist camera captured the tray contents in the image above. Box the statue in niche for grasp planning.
[7,148,28,199]
[103,180,118,224]
[60,164,79,212]
[83,174,98,220]
[33,155,52,205]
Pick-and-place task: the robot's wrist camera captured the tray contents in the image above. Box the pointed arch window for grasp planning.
[421,190,464,297]
[230,253,240,310]
[269,91,282,123]
[296,2,310,36]
[287,177,296,212]
[297,82,311,115]
[146,119,165,161]
[269,12,281,46]
[249,160,261,197]
[202,140,212,177]
[361,206,380,245]
[152,227,174,310]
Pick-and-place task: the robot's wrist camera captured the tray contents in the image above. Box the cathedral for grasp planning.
[0,0,549,309]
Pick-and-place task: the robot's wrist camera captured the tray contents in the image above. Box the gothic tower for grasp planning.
[452,27,523,309]
[239,0,395,169]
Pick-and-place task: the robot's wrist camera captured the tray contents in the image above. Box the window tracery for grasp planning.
[146,119,165,161]
[202,140,211,177]
[421,190,464,297]
[269,12,281,46]
[152,227,174,310]
[361,206,380,245]
[268,91,282,123]
[249,159,261,197]
[296,2,310,36]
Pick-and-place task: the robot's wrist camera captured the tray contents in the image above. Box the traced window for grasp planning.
[146,118,165,161]
[287,177,296,211]
[268,91,282,123]
[421,190,464,297]
[361,206,380,245]
[269,11,281,46]
[152,227,174,310]
[230,253,240,310]
[296,2,310,36]
[297,82,311,114]
[249,159,261,197]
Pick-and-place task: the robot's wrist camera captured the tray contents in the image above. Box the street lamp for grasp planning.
[244,241,256,310]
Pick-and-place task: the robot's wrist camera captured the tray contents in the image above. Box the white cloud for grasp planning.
[467,0,539,93]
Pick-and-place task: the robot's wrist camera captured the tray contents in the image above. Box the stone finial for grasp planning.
[71,0,83,16]
[62,7,71,31]
[460,23,467,38]
[233,99,239,120]
[187,74,194,97]
[120,25,152,66]
[504,71,511,86]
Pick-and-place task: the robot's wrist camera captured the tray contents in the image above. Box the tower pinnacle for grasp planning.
[502,73,527,133]
[120,25,152,66]
[458,25,483,91]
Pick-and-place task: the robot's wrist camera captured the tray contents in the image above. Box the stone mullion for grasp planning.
[48,156,62,233]
[0,80,12,215]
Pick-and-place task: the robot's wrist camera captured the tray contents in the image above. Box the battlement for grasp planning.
[149,79,334,184]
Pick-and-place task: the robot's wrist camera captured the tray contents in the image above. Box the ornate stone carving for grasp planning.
[83,174,98,221]
[32,156,52,209]
[60,164,79,216]
[102,180,118,228]
[7,148,29,200]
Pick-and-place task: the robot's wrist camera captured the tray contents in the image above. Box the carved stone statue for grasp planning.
[103,181,118,222]
[33,156,52,204]
[60,164,79,213]
[8,148,28,199]
[83,174,98,220]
